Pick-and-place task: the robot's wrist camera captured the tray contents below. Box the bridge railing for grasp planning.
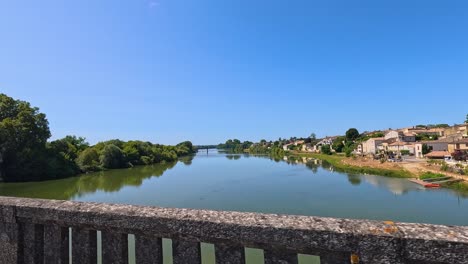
[0,197,467,264]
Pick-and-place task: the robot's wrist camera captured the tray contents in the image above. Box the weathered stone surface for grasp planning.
[0,222,18,264]
[43,224,69,264]
[20,222,44,264]
[0,196,467,264]
[319,253,350,264]
[102,231,128,264]
[172,239,201,264]
[135,235,163,264]
[72,228,97,264]
[264,249,298,264]
[214,243,244,264]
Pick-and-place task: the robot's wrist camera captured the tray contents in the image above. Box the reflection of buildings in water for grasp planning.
[361,175,422,195]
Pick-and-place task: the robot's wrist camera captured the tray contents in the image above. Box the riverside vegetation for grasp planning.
[0,93,195,182]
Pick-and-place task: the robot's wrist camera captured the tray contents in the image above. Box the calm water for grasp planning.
[1,150,467,226]
[2,150,468,264]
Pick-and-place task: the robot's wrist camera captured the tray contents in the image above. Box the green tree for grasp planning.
[345,128,360,141]
[0,94,51,181]
[465,114,468,123]
[100,144,126,169]
[332,136,346,153]
[76,148,100,172]
[310,133,316,140]
[49,136,89,162]
[321,144,332,155]
[422,144,432,155]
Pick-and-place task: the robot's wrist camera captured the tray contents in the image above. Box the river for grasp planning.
[1,150,467,263]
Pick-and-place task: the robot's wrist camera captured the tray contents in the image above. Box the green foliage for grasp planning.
[0,93,51,181]
[0,92,196,181]
[420,172,446,180]
[344,148,353,157]
[345,128,359,141]
[422,144,432,155]
[441,162,449,172]
[218,139,253,153]
[332,136,346,153]
[76,148,100,172]
[310,133,316,140]
[466,114,468,124]
[99,144,126,169]
[400,150,410,156]
[415,134,439,141]
[321,144,332,155]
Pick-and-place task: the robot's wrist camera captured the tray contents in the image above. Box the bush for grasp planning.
[441,162,449,172]
[400,150,410,156]
[76,148,100,172]
[321,145,332,155]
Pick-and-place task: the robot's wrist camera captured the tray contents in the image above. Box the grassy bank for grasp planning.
[292,152,468,195]
[292,152,413,178]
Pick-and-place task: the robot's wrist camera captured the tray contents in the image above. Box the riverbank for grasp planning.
[291,152,468,192]
[292,152,413,178]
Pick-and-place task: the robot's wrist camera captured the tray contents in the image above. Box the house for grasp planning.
[448,138,468,153]
[443,124,468,138]
[384,130,415,142]
[414,140,450,158]
[384,131,400,141]
[361,137,385,154]
[385,142,415,154]
[301,143,314,152]
[403,127,445,137]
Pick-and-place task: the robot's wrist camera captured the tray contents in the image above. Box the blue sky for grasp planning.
[1,0,467,145]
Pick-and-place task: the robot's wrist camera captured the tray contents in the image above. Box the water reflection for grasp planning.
[0,161,178,200]
[225,154,242,160]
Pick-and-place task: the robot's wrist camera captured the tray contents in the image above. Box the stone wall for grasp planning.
[0,197,467,264]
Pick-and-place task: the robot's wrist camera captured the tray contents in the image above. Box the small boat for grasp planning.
[423,183,441,188]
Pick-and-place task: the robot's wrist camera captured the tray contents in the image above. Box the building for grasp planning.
[361,137,385,154]
[384,131,400,141]
[443,124,468,138]
[414,140,450,158]
[384,130,415,142]
[448,138,468,153]
[385,142,415,154]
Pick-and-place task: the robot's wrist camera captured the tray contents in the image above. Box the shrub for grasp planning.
[321,145,332,155]
[400,150,410,156]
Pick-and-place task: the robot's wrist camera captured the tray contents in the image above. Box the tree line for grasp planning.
[0,94,195,182]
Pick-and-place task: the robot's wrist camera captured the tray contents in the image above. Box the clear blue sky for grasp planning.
[1,0,467,145]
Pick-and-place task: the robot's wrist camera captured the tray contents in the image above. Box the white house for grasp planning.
[361,137,385,154]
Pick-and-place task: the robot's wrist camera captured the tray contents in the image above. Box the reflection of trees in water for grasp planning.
[305,161,319,174]
[225,155,241,160]
[347,174,362,186]
[0,162,178,200]
[179,155,194,166]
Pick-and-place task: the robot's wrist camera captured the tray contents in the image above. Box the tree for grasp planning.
[465,114,468,124]
[100,144,126,169]
[332,136,346,153]
[49,136,89,162]
[310,133,316,140]
[321,144,332,155]
[345,128,360,141]
[0,94,51,181]
[422,144,432,155]
[76,148,100,172]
